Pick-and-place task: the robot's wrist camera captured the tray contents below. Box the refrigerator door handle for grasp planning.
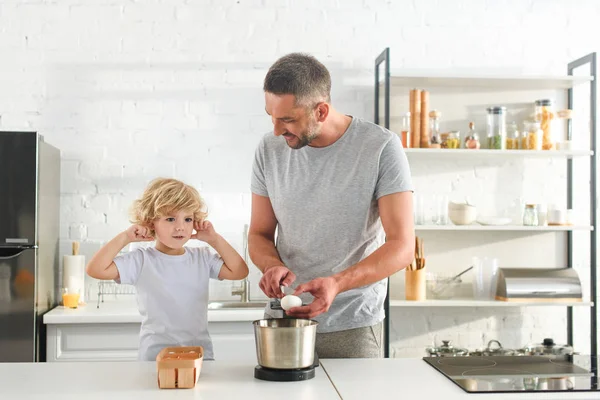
[0,247,34,259]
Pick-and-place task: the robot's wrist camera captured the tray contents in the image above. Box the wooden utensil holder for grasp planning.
[405,268,426,301]
[156,346,204,389]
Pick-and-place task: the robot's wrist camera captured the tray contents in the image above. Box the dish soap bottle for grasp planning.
[464,122,480,149]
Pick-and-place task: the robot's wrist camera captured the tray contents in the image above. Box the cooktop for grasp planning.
[423,355,599,393]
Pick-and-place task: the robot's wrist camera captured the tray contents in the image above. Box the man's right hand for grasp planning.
[259,265,296,298]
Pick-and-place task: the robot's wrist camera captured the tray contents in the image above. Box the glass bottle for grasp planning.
[486,106,507,150]
[429,110,441,148]
[523,204,538,226]
[506,121,520,150]
[400,112,410,148]
[535,99,555,150]
[464,122,480,149]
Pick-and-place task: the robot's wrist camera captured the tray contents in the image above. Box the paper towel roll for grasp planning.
[63,255,86,303]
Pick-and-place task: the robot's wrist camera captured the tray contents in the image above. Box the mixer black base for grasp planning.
[254,365,316,381]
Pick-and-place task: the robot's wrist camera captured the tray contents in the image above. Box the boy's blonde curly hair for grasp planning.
[130,178,207,236]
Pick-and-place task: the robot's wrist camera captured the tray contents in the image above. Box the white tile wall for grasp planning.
[1,0,598,357]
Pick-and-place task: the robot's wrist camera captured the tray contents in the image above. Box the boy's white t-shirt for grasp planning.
[114,246,223,361]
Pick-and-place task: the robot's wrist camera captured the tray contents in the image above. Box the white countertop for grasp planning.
[0,360,339,400]
[320,358,599,400]
[43,301,266,324]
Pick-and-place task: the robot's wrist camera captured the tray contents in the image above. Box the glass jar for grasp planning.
[535,99,555,150]
[441,131,460,149]
[522,121,543,150]
[505,121,520,150]
[464,122,480,149]
[426,340,469,357]
[523,204,538,226]
[429,110,441,148]
[400,112,410,148]
[486,106,506,150]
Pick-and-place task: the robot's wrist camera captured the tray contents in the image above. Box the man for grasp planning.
[249,53,414,358]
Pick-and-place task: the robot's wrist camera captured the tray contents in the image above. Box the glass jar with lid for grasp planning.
[523,204,538,226]
[464,122,480,149]
[486,106,507,150]
[429,110,442,148]
[522,121,543,150]
[535,99,556,150]
[505,121,520,150]
[426,340,468,357]
[441,131,460,149]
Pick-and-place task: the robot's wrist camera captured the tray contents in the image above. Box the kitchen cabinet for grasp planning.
[374,48,598,359]
[46,321,257,362]
[44,303,262,362]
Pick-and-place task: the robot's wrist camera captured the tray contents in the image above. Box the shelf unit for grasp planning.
[404,148,593,158]
[389,299,594,307]
[375,48,598,363]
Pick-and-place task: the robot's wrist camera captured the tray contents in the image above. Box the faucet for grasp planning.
[231,277,250,302]
[231,224,250,302]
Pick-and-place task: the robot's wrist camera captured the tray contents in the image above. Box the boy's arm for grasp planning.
[209,235,249,281]
[86,232,131,280]
[86,225,152,281]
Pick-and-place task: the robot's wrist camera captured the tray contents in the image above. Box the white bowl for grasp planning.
[448,202,477,225]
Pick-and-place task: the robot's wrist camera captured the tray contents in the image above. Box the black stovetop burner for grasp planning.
[254,365,317,382]
[423,355,599,393]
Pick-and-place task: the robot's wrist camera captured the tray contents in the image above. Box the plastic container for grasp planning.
[157,346,204,389]
[486,106,507,150]
[535,99,556,150]
[472,257,499,300]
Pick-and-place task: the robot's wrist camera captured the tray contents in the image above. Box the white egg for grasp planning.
[280,295,302,311]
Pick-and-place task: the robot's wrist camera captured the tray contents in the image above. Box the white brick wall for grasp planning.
[1,0,598,357]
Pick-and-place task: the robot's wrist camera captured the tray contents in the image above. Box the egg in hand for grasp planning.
[280,294,302,311]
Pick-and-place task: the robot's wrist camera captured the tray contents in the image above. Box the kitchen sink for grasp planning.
[208,301,267,310]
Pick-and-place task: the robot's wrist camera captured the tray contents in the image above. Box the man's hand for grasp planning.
[285,277,340,319]
[259,266,296,298]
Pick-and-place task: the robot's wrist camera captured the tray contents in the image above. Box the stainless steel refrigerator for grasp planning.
[0,131,60,362]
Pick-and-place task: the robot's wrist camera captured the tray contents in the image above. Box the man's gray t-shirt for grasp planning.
[251,116,413,333]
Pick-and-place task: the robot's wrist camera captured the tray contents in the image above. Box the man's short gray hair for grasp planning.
[263,53,331,107]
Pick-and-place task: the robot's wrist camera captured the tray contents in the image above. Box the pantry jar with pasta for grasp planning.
[535,99,556,150]
[522,121,543,150]
[506,121,520,150]
[486,106,506,150]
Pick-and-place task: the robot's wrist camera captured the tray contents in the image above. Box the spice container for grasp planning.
[400,112,410,148]
[523,204,538,226]
[522,121,543,150]
[464,122,480,149]
[505,121,520,150]
[486,106,506,150]
[429,110,442,148]
[535,99,555,150]
[441,131,460,149]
